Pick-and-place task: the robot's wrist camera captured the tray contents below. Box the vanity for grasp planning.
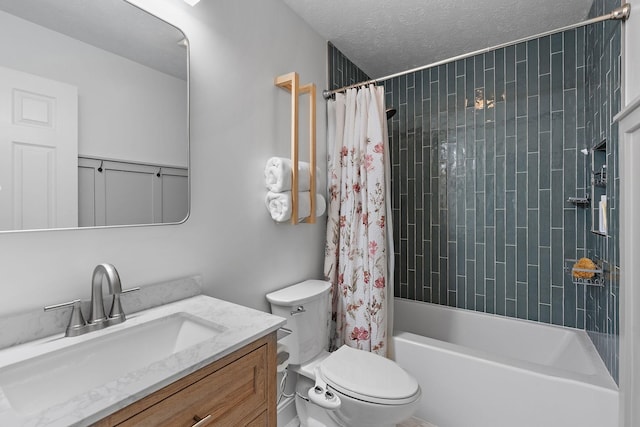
[0,279,286,427]
[95,332,275,426]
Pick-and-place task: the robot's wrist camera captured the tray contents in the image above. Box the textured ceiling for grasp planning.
[0,0,187,80]
[282,0,595,78]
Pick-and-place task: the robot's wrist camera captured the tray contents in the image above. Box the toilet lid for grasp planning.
[319,345,420,405]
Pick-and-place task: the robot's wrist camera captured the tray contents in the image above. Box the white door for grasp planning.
[0,66,78,231]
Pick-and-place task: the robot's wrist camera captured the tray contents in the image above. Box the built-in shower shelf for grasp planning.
[564,259,605,287]
[592,172,607,187]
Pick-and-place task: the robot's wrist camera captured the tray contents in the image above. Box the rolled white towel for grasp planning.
[265,157,312,192]
[265,191,327,223]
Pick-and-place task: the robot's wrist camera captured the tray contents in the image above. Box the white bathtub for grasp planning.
[392,299,618,427]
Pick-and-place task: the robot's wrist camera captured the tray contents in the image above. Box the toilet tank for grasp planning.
[266,280,331,365]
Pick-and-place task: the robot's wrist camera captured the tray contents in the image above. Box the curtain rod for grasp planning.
[322,3,631,100]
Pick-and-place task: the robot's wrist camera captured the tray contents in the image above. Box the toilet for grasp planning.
[267,280,421,427]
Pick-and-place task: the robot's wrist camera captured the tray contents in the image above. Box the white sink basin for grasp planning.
[0,313,225,415]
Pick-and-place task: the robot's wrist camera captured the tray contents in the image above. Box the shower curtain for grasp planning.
[324,85,394,357]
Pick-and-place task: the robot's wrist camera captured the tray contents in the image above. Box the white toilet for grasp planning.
[267,280,421,427]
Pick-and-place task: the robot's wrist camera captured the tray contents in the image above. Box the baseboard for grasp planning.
[277,396,297,427]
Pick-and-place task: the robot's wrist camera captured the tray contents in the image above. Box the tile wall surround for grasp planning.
[384,32,593,330]
[584,0,621,383]
[327,0,621,382]
[327,42,370,92]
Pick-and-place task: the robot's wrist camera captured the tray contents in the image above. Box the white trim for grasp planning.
[614,94,640,123]
[616,100,640,427]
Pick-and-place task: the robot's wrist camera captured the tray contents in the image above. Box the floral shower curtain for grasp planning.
[324,85,393,357]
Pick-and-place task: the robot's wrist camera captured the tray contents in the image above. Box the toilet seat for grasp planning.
[319,345,420,405]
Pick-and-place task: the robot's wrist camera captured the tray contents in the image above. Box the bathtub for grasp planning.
[392,299,618,427]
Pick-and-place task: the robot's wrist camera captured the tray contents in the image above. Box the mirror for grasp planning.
[0,0,189,232]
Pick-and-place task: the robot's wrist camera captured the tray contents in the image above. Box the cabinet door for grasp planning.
[119,345,267,427]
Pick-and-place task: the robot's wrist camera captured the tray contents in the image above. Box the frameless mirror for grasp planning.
[0,0,189,232]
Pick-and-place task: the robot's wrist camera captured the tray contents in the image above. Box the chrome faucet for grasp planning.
[44,263,139,337]
[89,263,125,327]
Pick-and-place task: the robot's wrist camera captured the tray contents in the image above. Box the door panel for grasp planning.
[104,169,155,226]
[161,171,188,223]
[0,66,78,231]
[77,157,187,227]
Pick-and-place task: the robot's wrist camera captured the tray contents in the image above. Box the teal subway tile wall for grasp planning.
[384,34,589,325]
[327,42,370,92]
[585,0,621,382]
[327,0,620,382]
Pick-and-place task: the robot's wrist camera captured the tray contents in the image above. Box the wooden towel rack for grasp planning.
[275,72,316,224]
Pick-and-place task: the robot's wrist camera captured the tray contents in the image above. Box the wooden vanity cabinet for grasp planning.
[94,332,277,427]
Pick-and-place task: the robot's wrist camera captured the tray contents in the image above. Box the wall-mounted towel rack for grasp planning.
[275,72,316,224]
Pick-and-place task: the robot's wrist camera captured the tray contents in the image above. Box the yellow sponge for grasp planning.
[573,258,597,279]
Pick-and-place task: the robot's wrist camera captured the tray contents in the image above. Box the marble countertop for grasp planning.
[0,294,286,426]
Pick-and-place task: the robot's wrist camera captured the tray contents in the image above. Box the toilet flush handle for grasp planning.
[290,305,306,315]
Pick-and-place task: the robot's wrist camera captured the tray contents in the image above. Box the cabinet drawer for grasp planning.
[119,345,267,427]
[246,410,268,426]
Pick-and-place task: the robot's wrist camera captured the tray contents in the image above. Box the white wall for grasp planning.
[0,0,328,315]
[0,10,188,167]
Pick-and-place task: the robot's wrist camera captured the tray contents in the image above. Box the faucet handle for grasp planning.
[108,287,140,324]
[44,299,87,337]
